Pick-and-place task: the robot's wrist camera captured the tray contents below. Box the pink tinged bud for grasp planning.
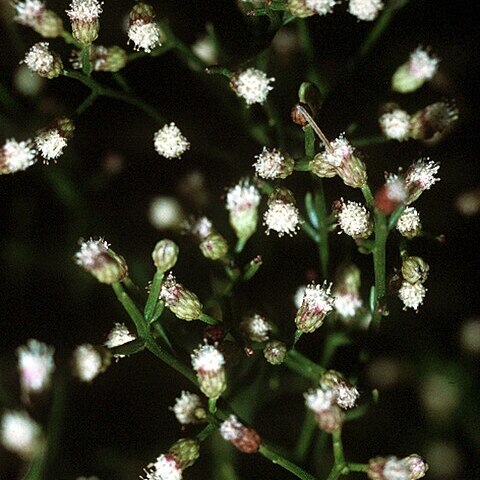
[168,438,200,470]
[410,101,459,141]
[199,233,229,261]
[295,281,334,333]
[314,405,345,433]
[219,415,261,453]
[191,344,226,400]
[75,238,128,284]
[263,340,287,365]
[160,272,203,320]
[404,158,440,204]
[404,454,428,479]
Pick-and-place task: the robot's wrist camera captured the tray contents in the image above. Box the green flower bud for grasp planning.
[263,340,287,365]
[310,153,337,179]
[34,10,64,38]
[287,0,315,17]
[152,239,179,272]
[92,45,127,72]
[160,273,203,321]
[401,256,429,285]
[199,233,229,261]
[169,438,200,470]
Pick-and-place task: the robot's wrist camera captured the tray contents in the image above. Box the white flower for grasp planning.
[398,281,426,311]
[191,344,225,373]
[408,47,439,80]
[148,196,185,230]
[396,206,422,237]
[153,123,190,159]
[35,128,67,162]
[323,134,354,168]
[23,42,62,78]
[192,36,217,65]
[74,237,109,269]
[305,0,337,15]
[17,339,55,396]
[172,391,205,425]
[348,0,384,21]
[72,344,109,382]
[145,454,182,480]
[379,109,411,141]
[0,411,43,460]
[104,323,136,358]
[14,0,45,27]
[336,200,372,239]
[230,68,274,106]
[383,457,410,480]
[226,180,261,214]
[405,158,440,192]
[0,138,36,174]
[334,292,363,318]
[294,285,307,309]
[240,314,272,342]
[253,147,294,179]
[66,0,102,22]
[304,387,335,413]
[128,21,161,53]
[263,200,301,237]
[219,415,243,441]
[188,216,213,240]
[295,281,335,333]
[384,173,408,203]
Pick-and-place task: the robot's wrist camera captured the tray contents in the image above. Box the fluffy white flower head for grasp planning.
[66,0,103,22]
[231,68,274,105]
[173,391,204,425]
[305,0,337,15]
[301,281,335,316]
[219,415,243,441]
[383,457,410,480]
[146,454,182,480]
[396,206,421,236]
[149,196,185,230]
[398,281,426,311]
[0,138,36,174]
[72,344,104,382]
[226,180,261,214]
[23,42,54,74]
[192,36,217,65]
[17,339,55,395]
[405,158,440,191]
[35,128,67,162]
[348,0,384,21]
[324,134,354,168]
[14,0,45,27]
[104,322,136,357]
[408,47,439,80]
[128,21,161,53]
[191,344,225,373]
[334,292,362,318]
[263,200,301,237]
[253,147,292,179]
[241,314,272,342]
[379,109,411,141]
[188,216,213,240]
[384,173,408,203]
[0,411,43,459]
[337,200,372,238]
[75,237,109,270]
[154,123,190,159]
[304,387,335,413]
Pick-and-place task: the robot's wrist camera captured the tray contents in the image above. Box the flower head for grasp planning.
[263,189,301,237]
[23,42,63,78]
[253,147,294,179]
[295,281,335,333]
[405,158,440,203]
[72,344,111,382]
[160,272,203,321]
[304,387,336,413]
[348,0,384,21]
[334,292,363,319]
[219,415,261,453]
[230,68,274,106]
[335,199,373,239]
[408,47,439,80]
[263,340,287,365]
[145,454,182,480]
[104,323,136,358]
[305,0,337,15]
[0,138,36,175]
[410,100,459,141]
[396,207,422,238]
[0,411,43,460]
[128,3,162,53]
[172,391,206,425]
[152,239,179,272]
[191,344,226,399]
[398,281,426,311]
[14,1,45,27]
[149,196,185,230]
[379,109,411,141]
[17,339,55,398]
[154,123,190,159]
[75,237,128,284]
[240,314,272,343]
[35,117,74,163]
[66,0,102,44]
[320,370,360,410]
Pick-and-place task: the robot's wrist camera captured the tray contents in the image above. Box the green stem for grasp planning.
[372,211,388,324]
[388,205,406,231]
[112,282,148,337]
[259,443,317,480]
[285,349,325,381]
[144,271,164,322]
[198,313,221,325]
[332,430,346,466]
[209,398,218,415]
[347,462,369,472]
[196,423,217,442]
[361,184,374,209]
[81,46,93,76]
[76,91,98,115]
[235,238,247,254]
[315,182,329,278]
[294,410,317,462]
[61,30,82,48]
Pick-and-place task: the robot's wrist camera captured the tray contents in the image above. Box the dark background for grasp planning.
[0,0,479,479]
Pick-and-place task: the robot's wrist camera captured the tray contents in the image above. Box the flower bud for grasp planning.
[253,147,294,180]
[295,281,335,333]
[310,153,337,178]
[404,454,428,479]
[160,273,203,321]
[191,344,226,400]
[287,0,315,18]
[374,173,408,215]
[73,45,127,72]
[226,179,261,242]
[23,42,63,79]
[241,314,272,343]
[314,405,344,433]
[320,370,360,409]
[396,207,422,238]
[152,239,179,272]
[199,233,229,261]
[263,340,287,365]
[401,256,429,285]
[75,238,128,284]
[410,100,459,142]
[34,10,64,38]
[66,0,103,45]
[219,415,261,453]
[169,438,200,470]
